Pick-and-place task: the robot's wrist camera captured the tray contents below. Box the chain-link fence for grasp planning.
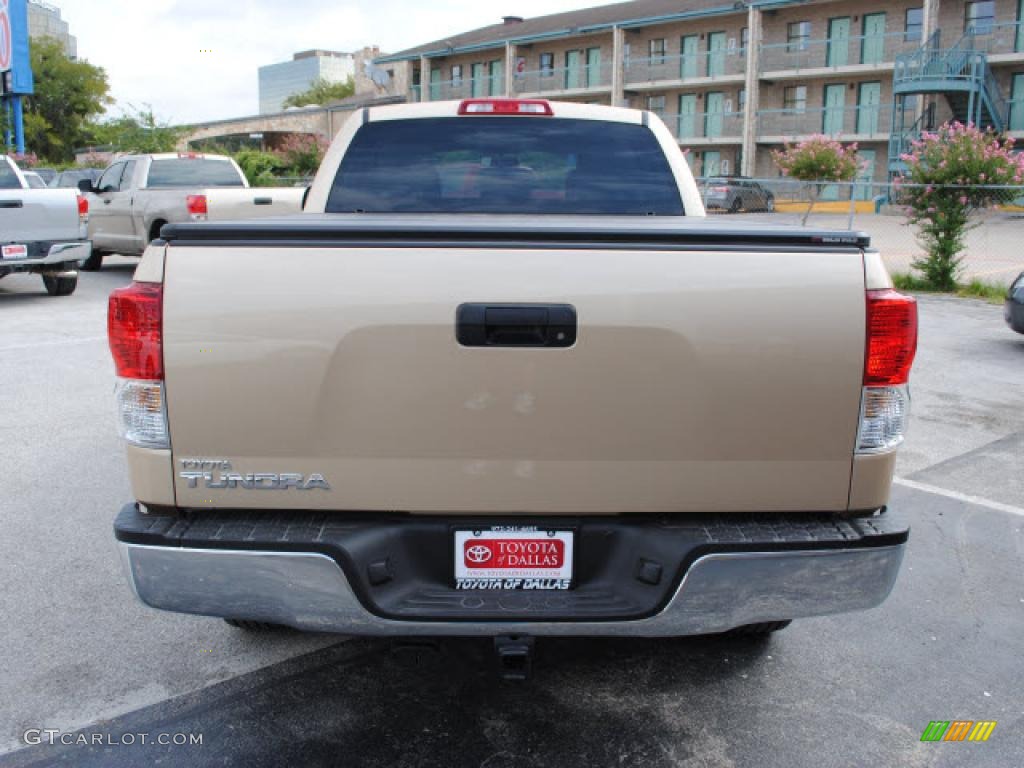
[695,177,1024,285]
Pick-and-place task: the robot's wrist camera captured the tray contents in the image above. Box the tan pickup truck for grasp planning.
[110,100,916,668]
[80,152,301,270]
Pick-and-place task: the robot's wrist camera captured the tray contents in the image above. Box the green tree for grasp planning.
[898,122,1024,290]
[23,36,112,161]
[772,136,861,225]
[282,77,355,108]
[87,105,184,154]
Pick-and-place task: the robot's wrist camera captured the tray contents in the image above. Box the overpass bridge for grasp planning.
[179,96,406,149]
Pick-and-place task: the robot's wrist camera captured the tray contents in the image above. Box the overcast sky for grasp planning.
[54,0,601,124]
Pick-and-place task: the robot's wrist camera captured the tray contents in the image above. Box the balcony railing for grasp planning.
[624,49,746,85]
[658,110,744,141]
[757,104,893,138]
[513,62,612,95]
[760,31,919,72]
[966,21,1024,56]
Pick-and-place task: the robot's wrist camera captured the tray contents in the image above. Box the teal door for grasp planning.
[429,68,441,100]
[707,32,726,77]
[861,13,886,65]
[680,35,699,79]
[678,93,697,138]
[586,47,602,87]
[705,91,724,137]
[823,83,846,134]
[1018,0,1024,52]
[703,150,722,177]
[489,60,503,96]
[565,50,581,89]
[857,81,881,134]
[827,17,851,67]
[471,63,485,97]
[1012,73,1024,130]
[854,149,876,201]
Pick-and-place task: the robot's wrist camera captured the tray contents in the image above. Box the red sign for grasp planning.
[0,0,11,72]
[463,538,565,569]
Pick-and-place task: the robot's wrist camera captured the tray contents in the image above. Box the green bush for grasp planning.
[233,150,285,187]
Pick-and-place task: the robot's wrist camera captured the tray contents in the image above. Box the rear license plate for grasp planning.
[454,528,574,590]
[1,244,27,260]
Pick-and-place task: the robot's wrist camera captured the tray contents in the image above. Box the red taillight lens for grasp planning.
[458,98,553,116]
[864,289,917,385]
[108,282,163,380]
[186,194,207,216]
[77,194,88,219]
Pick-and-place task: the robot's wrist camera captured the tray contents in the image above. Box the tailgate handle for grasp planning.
[456,303,576,348]
[0,200,23,208]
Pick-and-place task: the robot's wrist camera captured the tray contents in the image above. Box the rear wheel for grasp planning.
[765,197,775,213]
[729,197,742,213]
[42,272,78,296]
[725,620,791,636]
[80,251,103,271]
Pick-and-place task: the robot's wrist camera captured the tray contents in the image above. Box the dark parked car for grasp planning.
[1006,272,1024,334]
[50,168,102,188]
[33,167,57,185]
[702,177,775,213]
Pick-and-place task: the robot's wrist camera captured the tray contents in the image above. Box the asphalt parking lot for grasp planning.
[1,261,1022,767]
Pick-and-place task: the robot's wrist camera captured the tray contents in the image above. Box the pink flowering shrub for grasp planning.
[773,136,861,224]
[10,152,39,168]
[275,133,330,177]
[899,121,1024,289]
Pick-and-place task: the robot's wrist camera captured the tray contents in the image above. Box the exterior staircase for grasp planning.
[888,31,1008,173]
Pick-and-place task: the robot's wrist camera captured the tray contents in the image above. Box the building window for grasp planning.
[539,53,554,77]
[738,88,746,114]
[649,38,666,64]
[647,95,666,116]
[905,8,923,42]
[784,85,808,112]
[740,27,750,53]
[965,1,995,35]
[788,21,811,52]
[451,64,462,85]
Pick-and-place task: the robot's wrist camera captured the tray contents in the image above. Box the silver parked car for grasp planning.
[702,177,775,213]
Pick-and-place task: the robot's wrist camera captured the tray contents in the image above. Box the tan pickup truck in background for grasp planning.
[79,152,299,269]
[109,100,917,672]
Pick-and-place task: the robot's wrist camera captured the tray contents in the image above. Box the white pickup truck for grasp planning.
[111,100,916,674]
[0,155,90,296]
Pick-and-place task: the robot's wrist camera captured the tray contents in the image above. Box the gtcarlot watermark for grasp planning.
[24,729,202,747]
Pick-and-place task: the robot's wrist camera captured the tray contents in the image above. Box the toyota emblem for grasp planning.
[465,544,492,564]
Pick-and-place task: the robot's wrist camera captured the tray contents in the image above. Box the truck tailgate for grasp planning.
[0,189,82,244]
[163,238,866,514]
[204,187,305,220]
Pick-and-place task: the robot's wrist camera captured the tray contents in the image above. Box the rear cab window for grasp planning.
[0,157,22,189]
[327,117,684,215]
[145,157,245,188]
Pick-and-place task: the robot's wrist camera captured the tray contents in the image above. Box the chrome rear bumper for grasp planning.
[119,542,904,637]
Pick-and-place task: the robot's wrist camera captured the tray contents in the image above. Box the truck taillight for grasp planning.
[857,289,918,454]
[109,282,168,448]
[864,289,917,386]
[186,194,207,221]
[458,98,554,116]
[77,194,89,224]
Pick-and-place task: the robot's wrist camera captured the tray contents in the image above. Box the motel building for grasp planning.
[376,0,1024,191]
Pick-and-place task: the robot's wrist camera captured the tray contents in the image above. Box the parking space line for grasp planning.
[894,477,1024,517]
